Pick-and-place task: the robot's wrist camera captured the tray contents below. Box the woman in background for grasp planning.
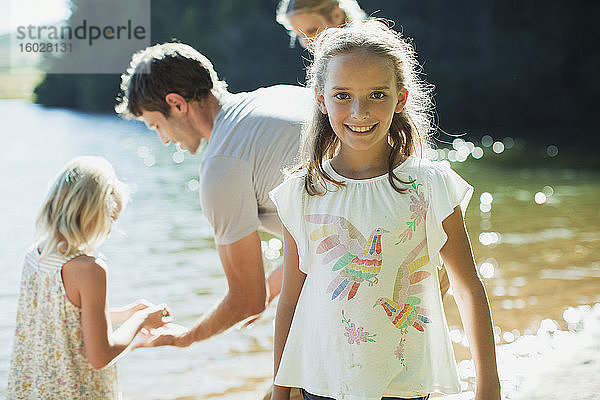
[276,0,366,48]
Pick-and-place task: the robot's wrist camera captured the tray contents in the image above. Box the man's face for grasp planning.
[140,109,202,154]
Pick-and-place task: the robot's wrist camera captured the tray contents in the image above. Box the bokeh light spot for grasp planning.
[143,155,155,167]
[546,145,559,157]
[481,135,493,147]
[471,147,484,159]
[480,192,493,204]
[187,179,199,192]
[503,137,515,149]
[492,141,505,154]
[480,203,492,213]
[479,262,495,278]
[268,238,283,251]
[534,192,547,204]
[172,151,185,164]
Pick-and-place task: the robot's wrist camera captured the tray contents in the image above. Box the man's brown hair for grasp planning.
[116,43,227,118]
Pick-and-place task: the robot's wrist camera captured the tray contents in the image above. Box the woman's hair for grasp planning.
[300,19,434,195]
[276,0,366,46]
[115,42,228,119]
[35,156,130,259]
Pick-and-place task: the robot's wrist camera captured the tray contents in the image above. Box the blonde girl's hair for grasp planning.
[301,19,435,195]
[276,0,366,46]
[35,156,130,259]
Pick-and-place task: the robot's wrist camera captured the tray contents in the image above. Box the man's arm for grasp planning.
[135,231,267,348]
[189,230,267,342]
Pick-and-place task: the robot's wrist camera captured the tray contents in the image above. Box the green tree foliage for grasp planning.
[33,0,599,146]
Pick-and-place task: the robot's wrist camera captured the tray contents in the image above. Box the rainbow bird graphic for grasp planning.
[305,214,388,301]
[374,238,432,333]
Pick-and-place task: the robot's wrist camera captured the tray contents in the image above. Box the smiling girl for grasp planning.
[269,20,501,400]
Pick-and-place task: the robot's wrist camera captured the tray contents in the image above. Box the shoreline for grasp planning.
[440,303,600,400]
[499,303,600,399]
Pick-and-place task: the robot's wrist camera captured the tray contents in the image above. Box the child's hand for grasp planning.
[132,323,193,349]
[139,304,171,330]
[130,298,153,313]
[110,299,156,325]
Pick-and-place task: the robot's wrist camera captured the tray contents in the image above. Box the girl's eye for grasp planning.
[334,92,350,100]
[371,91,386,99]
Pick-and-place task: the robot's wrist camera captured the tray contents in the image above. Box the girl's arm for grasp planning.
[272,227,306,400]
[62,257,169,369]
[109,300,154,325]
[440,206,501,400]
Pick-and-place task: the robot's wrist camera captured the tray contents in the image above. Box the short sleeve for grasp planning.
[425,162,474,269]
[269,176,309,273]
[200,156,259,245]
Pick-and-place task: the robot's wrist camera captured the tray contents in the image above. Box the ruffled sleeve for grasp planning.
[425,162,473,269]
[269,175,309,273]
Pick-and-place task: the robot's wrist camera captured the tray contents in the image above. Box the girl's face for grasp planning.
[316,50,408,160]
[288,7,345,48]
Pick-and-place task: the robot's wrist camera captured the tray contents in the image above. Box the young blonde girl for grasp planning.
[276,0,366,48]
[7,156,170,399]
[270,21,501,400]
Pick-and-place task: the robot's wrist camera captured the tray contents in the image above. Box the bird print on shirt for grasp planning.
[305,214,388,301]
[374,238,432,334]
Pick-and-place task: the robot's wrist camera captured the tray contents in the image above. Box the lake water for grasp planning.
[1,100,599,399]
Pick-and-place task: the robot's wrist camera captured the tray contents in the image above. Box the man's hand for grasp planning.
[132,323,192,349]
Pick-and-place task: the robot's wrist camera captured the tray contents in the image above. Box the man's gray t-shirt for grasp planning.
[199,85,312,245]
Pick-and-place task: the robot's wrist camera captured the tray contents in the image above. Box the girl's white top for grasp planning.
[8,248,119,399]
[269,156,472,399]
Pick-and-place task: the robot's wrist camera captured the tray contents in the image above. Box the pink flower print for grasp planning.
[396,188,428,245]
[409,192,428,225]
[344,323,373,345]
[57,378,67,386]
[341,310,377,345]
[394,339,407,367]
[394,342,405,360]
[344,322,359,344]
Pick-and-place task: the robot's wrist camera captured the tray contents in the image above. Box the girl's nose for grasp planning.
[351,99,370,119]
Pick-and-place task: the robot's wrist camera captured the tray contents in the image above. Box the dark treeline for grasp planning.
[34,0,599,148]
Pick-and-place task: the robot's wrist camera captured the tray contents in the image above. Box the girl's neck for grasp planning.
[330,145,406,180]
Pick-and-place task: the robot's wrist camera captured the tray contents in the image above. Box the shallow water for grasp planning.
[1,100,599,399]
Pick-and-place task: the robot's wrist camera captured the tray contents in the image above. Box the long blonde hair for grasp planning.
[276,0,366,46]
[35,156,129,259]
[300,20,434,195]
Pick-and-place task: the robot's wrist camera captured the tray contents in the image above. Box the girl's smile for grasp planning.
[345,123,378,134]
